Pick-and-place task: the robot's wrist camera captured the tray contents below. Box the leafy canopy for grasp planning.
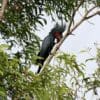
[0,0,100,99]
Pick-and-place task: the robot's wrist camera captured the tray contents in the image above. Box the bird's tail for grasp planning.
[37,66,42,73]
[37,59,44,73]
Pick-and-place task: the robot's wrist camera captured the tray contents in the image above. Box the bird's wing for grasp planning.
[39,36,54,58]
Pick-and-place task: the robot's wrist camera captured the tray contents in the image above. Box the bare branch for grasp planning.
[71,6,97,32]
[67,0,85,33]
[85,11,100,20]
[0,0,8,20]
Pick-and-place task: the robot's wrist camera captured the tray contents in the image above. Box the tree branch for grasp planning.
[39,5,99,74]
[85,10,100,20]
[67,0,85,33]
[0,0,8,20]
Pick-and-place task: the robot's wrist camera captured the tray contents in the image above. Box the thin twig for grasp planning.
[67,0,84,33]
[85,11,100,20]
[71,6,97,32]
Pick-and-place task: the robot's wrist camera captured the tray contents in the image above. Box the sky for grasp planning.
[35,15,100,100]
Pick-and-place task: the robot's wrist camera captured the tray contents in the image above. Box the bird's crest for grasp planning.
[49,23,66,35]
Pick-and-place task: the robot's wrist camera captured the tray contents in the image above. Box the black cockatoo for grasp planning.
[37,23,66,73]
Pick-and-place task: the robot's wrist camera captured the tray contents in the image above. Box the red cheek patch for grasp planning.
[54,32,62,42]
[54,32,61,37]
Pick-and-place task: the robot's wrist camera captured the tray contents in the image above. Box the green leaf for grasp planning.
[0,87,6,97]
[0,44,9,51]
[85,58,95,62]
[0,70,3,76]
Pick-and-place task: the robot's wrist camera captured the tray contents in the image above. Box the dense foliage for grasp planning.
[0,0,100,99]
